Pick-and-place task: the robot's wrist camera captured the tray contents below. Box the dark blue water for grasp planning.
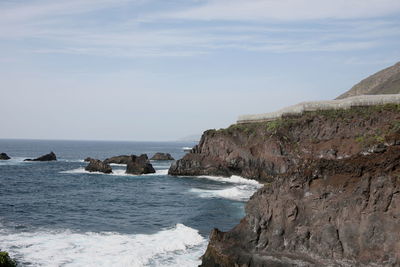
[0,139,260,266]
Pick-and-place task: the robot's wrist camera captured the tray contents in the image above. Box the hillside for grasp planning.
[336,61,400,99]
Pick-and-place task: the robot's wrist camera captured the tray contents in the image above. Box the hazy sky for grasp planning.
[1,0,400,141]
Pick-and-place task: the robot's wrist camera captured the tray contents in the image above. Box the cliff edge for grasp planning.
[170,104,400,182]
[168,104,400,266]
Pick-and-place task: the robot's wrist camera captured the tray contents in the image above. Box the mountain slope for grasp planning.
[336,61,400,99]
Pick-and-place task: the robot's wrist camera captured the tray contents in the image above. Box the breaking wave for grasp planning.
[0,224,206,267]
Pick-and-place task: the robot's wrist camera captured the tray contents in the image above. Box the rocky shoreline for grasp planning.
[168,104,400,266]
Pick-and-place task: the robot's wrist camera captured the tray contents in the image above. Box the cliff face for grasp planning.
[336,62,400,99]
[168,104,400,266]
[201,145,400,266]
[169,105,400,182]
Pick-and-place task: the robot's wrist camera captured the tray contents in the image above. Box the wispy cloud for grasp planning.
[154,0,400,21]
[0,0,399,58]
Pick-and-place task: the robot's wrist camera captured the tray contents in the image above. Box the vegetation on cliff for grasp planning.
[169,104,400,181]
[0,251,17,267]
[168,103,400,266]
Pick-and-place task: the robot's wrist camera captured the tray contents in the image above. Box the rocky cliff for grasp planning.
[336,61,400,99]
[168,104,400,266]
[170,104,400,182]
[201,145,400,266]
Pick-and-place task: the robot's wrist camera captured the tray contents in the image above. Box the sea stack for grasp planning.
[103,155,131,165]
[0,153,11,160]
[126,154,155,175]
[24,152,57,162]
[85,159,113,174]
[150,153,175,160]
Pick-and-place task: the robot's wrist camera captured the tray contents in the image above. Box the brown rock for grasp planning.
[200,146,400,266]
[150,153,174,161]
[85,159,112,174]
[126,154,155,175]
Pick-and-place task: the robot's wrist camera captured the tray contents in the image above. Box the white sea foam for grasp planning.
[0,224,206,267]
[186,175,262,201]
[60,168,169,176]
[109,163,127,166]
[197,175,261,186]
[0,157,26,166]
[190,184,260,202]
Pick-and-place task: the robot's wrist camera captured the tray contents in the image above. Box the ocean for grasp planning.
[0,139,261,266]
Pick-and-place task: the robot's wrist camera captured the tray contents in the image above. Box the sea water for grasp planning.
[0,139,262,266]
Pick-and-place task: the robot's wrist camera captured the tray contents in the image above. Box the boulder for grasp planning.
[85,159,112,174]
[150,153,175,161]
[104,155,131,165]
[84,157,95,162]
[24,152,57,161]
[0,153,11,160]
[126,154,156,175]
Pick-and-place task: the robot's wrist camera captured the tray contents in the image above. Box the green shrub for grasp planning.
[0,251,17,267]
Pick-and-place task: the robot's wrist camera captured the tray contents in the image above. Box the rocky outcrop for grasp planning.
[200,144,400,266]
[0,153,11,160]
[337,61,400,99]
[169,104,400,182]
[126,154,155,175]
[104,155,131,165]
[24,152,57,162]
[85,159,112,174]
[150,153,175,161]
[84,157,94,162]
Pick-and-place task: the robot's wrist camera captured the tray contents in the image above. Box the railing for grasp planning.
[237,94,400,124]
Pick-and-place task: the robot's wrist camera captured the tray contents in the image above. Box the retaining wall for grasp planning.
[237,94,400,124]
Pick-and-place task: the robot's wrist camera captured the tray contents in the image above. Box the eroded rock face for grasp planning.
[150,153,175,161]
[103,155,131,165]
[0,153,11,160]
[126,154,155,175]
[85,159,112,174]
[169,105,400,182]
[201,145,400,266]
[24,152,57,162]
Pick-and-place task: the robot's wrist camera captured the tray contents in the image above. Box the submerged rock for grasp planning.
[0,152,11,160]
[24,152,57,162]
[103,155,131,165]
[126,154,155,175]
[150,153,174,161]
[0,251,17,267]
[85,159,112,174]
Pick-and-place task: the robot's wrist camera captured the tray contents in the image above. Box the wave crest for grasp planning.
[0,224,206,267]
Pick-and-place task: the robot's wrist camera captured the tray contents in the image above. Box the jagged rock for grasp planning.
[169,105,400,182]
[24,152,57,162]
[200,145,400,266]
[84,157,94,162]
[150,153,174,160]
[85,159,112,174]
[103,155,131,165]
[126,154,155,175]
[0,153,11,160]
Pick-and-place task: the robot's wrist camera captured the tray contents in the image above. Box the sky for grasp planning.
[1,0,400,141]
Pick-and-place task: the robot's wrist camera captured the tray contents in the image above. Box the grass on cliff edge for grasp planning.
[209,104,400,136]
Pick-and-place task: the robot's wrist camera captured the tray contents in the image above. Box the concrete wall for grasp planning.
[237,94,400,124]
